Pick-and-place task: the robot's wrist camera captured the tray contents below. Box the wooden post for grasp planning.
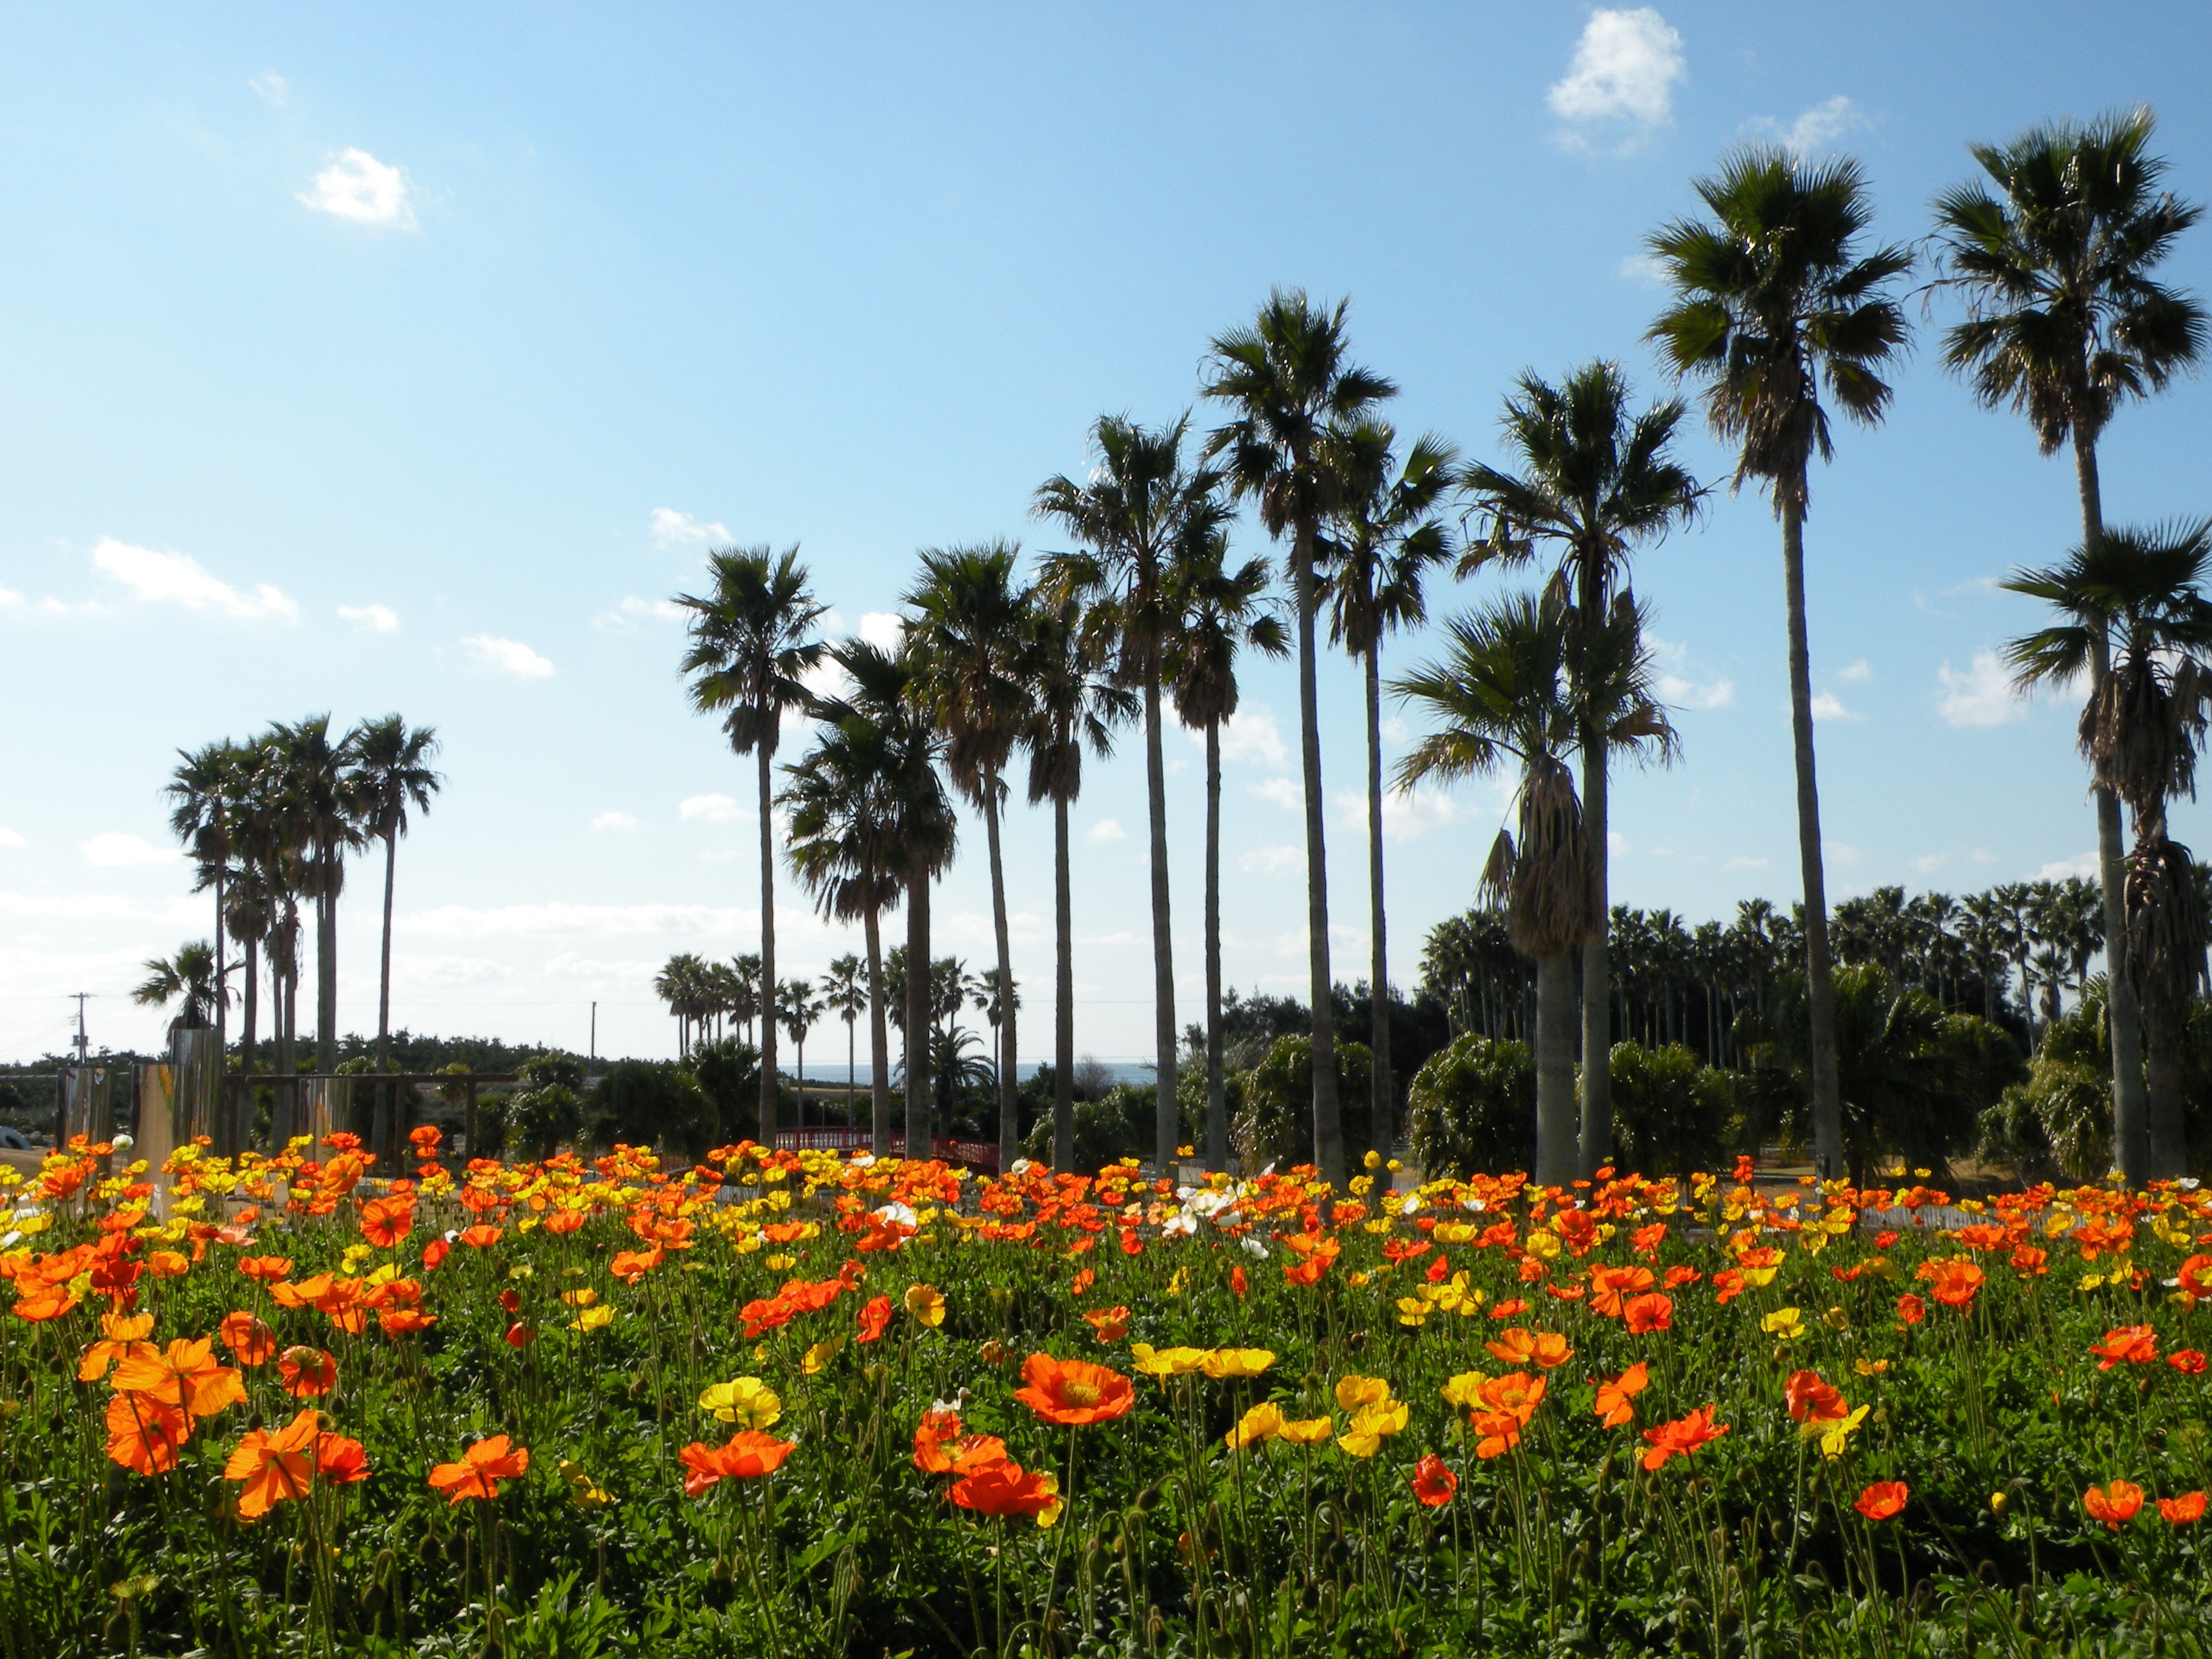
[464,1078,478,1163]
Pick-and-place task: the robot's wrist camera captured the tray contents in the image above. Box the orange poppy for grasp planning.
[1919,1259,1984,1309]
[218,1312,276,1367]
[1013,1353,1134,1427]
[854,1295,892,1344]
[1410,1453,1457,1507]
[1070,1268,1096,1298]
[225,1408,320,1520]
[946,1460,1061,1523]
[1083,1306,1131,1343]
[277,1346,338,1399]
[104,1390,192,1475]
[2083,1480,2143,1530]
[318,1430,370,1486]
[1640,1404,1730,1471]
[78,1311,158,1382]
[2170,1349,2208,1374]
[458,1225,504,1250]
[913,1408,965,1473]
[359,1198,415,1249]
[1785,1369,1848,1427]
[238,1254,293,1281]
[2179,1255,2212,1306]
[112,1338,246,1421]
[677,1430,793,1495]
[1854,1481,1908,1521]
[2087,1325,2159,1370]
[377,1308,437,1339]
[1895,1293,1925,1326]
[11,1285,79,1322]
[427,1434,530,1504]
[2158,1491,2208,1524]
[1282,1257,1329,1287]
[1623,1293,1674,1335]
[1483,1327,1572,1370]
[1594,1362,1649,1429]
[1588,1264,1656,1318]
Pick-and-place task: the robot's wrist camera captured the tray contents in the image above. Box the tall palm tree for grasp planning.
[1164,533,1287,1171]
[347,714,442,1158]
[795,638,956,1158]
[779,977,822,1127]
[166,741,245,1147]
[1035,415,1228,1172]
[1393,593,1676,1184]
[1646,149,1911,1179]
[133,942,226,1033]
[904,542,1035,1171]
[677,546,829,1149]
[1201,290,1398,1187]
[272,716,360,1076]
[820,954,868,1124]
[1020,591,1136,1171]
[1934,109,2205,1184]
[1459,361,1704,1175]
[656,953,709,1059]
[2005,522,2212,1176]
[1318,418,1457,1176]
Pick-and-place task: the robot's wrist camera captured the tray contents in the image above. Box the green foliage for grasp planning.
[1022,1084,1151,1171]
[504,1082,580,1161]
[1405,1033,1533,1179]
[587,1061,715,1159]
[1606,1042,1736,1176]
[689,1037,760,1145]
[1233,1035,1372,1170]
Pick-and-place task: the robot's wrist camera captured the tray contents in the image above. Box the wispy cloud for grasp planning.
[595,595,686,629]
[1206,703,1289,768]
[1248,777,1300,811]
[1547,7,1686,153]
[1746,95,1870,158]
[1239,845,1302,877]
[1811,691,1858,722]
[0,828,24,850]
[590,811,638,833]
[649,508,729,547]
[1617,252,1669,284]
[1333,785,1469,843]
[1660,672,1735,710]
[679,794,747,824]
[1723,855,1769,872]
[298,149,415,228]
[1914,853,1949,874]
[1086,819,1127,844]
[1837,658,1872,682]
[1936,651,2025,728]
[337,602,398,634]
[81,832,177,868]
[248,73,288,108]
[2040,851,2097,881]
[461,635,552,679]
[93,538,297,621]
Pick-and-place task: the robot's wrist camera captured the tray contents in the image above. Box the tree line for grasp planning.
[667,109,2210,1189]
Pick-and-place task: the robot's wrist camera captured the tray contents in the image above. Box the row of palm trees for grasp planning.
[157,714,441,1153]
[674,107,2208,1188]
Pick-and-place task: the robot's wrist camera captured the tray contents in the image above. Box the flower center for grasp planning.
[1060,1381,1101,1407]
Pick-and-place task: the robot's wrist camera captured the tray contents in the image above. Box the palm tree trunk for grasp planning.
[1781,498,1843,1177]
[1363,646,1391,1178]
[2077,434,2152,1184]
[865,907,890,1159]
[212,867,229,1151]
[905,877,931,1158]
[846,1014,856,1125]
[1534,952,1576,1185]
[373,828,398,1162]
[1054,793,1075,1173]
[1578,708,1612,1179]
[983,771,1019,1172]
[756,742,780,1151]
[1292,512,1343,1188]
[238,934,258,1150]
[1205,719,1228,1173]
[1141,671,1178,1172]
[315,863,337,1074]
[274,920,296,1147]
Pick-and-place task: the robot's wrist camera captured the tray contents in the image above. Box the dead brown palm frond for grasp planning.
[1508,757,1590,959]
[2125,837,2209,1021]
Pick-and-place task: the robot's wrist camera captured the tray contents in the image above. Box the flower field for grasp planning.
[4,1133,2211,1657]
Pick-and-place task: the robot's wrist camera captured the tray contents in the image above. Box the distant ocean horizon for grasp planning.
[774,1059,1157,1087]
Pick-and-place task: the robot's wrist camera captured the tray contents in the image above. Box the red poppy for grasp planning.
[1013,1353,1134,1426]
[946,1460,1059,1520]
[2088,1325,2159,1370]
[2158,1491,2208,1524]
[1623,1293,1673,1335]
[1594,1362,1649,1429]
[422,1239,450,1272]
[504,1321,536,1349]
[1785,1369,1848,1426]
[1640,1405,1730,1471]
[277,1346,338,1399]
[1895,1293,1926,1326]
[678,1430,794,1495]
[2169,1349,2208,1375]
[1410,1453,1456,1507]
[427,1435,529,1504]
[1230,1265,1248,1298]
[856,1294,891,1343]
[1854,1481,1908,1521]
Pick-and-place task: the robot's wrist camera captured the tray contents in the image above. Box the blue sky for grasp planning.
[4,3,2210,1067]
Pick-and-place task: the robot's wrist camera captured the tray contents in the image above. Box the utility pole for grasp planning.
[72,993,90,1065]
[589,1002,597,1062]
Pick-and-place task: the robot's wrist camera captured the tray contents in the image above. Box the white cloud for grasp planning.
[92,538,298,621]
[80,832,178,868]
[596,595,686,629]
[337,602,398,634]
[1914,853,1949,874]
[1547,8,1686,151]
[461,634,553,679]
[649,508,730,546]
[859,612,905,652]
[1617,252,1668,284]
[1335,784,1468,843]
[1087,819,1127,844]
[2039,851,2099,881]
[1215,704,1289,768]
[1239,846,1303,877]
[1608,831,1629,854]
[1748,95,1869,158]
[1248,777,1301,811]
[0,827,22,848]
[1723,855,1769,872]
[1659,672,1735,710]
[679,794,748,824]
[1828,842,1862,865]
[699,846,743,863]
[248,73,288,107]
[0,587,22,609]
[1837,658,1872,682]
[298,148,416,228]
[591,811,638,833]
[1810,691,1857,721]
[1971,848,1999,865]
[1936,651,2025,728]
[1379,716,1412,746]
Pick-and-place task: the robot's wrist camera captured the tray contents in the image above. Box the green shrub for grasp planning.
[689,1038,760,1146]
[588,1061,716,1159]
[1404,1033,1532,1179]
[1022,1084,1151,1173]
[1607,1042,1735,1176]
[1232,1036,1372,1171]
[504,1084,580,1161]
